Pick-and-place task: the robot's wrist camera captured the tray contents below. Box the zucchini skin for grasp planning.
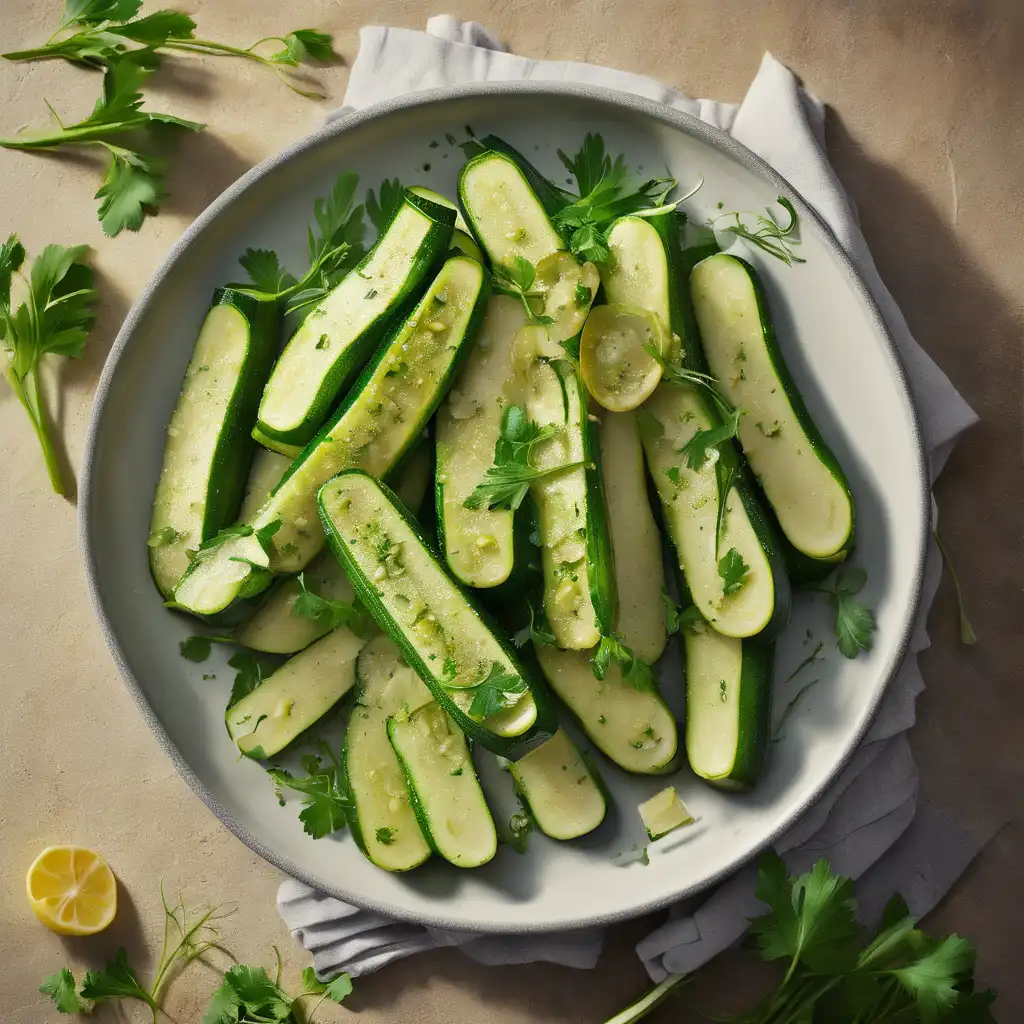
[257,190,456,448]
[149,287,280,598]
[317,470,558,759]
[654,213,792,643]
[693,253,855,566]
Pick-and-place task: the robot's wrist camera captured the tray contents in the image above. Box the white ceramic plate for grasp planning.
[81,83,927,933]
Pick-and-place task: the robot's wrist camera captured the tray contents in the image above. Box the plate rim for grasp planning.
[79,79,930,934]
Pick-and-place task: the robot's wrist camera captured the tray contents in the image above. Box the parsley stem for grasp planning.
[5,349,67,495]
[0,123,142,149]
[2,44,72,62]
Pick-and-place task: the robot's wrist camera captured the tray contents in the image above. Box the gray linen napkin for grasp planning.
[278,16,980,984]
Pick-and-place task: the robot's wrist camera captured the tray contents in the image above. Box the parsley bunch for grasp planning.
[554,133,679,263]
[3,0,336,97]
[0,236,95,495]
[237,171,365,321]
[465,403,583,512]
[204,964,351,1024]
[610,852,996,1024]
[0,55,203,235]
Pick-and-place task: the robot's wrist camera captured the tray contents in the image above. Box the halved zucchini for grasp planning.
[149,289,279,597]
[343,635,432,871]
[526,358,617,650]
[256,189,455,449]
[683,596,773,792]
[475,134,570,220]
[318,470,556,759]
[600,215,672,332]
[459,150,564,269]
[388,701,498,868]
[599,410,666,663]
[225,626,368,759]
[509,728,606,840]
[690,253,854,561]
[640,388,789,639]
[252,426,303,459]
[435,294,527,588]
[173,256,488,619]
[534,643,679,775]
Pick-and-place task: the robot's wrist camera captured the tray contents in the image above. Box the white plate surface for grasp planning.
[81,83,927,933]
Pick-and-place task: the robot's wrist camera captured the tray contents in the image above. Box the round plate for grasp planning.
[81,83,927,933]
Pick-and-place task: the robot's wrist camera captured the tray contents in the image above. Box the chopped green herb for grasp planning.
[267,740,350,839]
[374,827,397,846]
[463,662,527,719]
[491,256,554,325]
[718,547,750,597]
[147,525,179,547]
[711,196,805,266]
[810,565,876,659]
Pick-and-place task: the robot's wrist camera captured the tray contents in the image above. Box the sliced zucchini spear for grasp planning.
[681,570,774,792]
[599,410,667,664]
[436,294,527,589]
[388,701,498,868]
[149,288,279,598]
[343,635,432,872]
[458,150,597,345]
[690,253,855,562]
[256,189,456,450]
[509,728,606,840]
[525,358,617,650]
[534,643,679,775]
[633,212,790,640]
[318,470,556,760]
[173,255,488,620]
[407,185,484,263]
[238,448,292,523]
[225,626,369,760]
[639,786,693,840]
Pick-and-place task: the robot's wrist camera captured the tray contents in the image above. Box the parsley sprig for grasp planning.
[365,177,405,233]
[491,256,555,325]
[0,56,204,235]
[268,741,350,839]
[237,171,365,321]
[718,547,750,597]
[810,564,876,659]
[459,662,528,719]
[465,404,584,512]
[712,196,806,266]
[553,133,681,263]
[205,962,351,1024]
[3,0,337,97]
[592,633,656,692]
[0,236,95,494]
[290,571,374,636]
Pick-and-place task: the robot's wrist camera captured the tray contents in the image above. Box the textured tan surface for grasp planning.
[1,1,1021,1021]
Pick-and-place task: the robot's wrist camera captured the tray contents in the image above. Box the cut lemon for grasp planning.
[580,303,665,411]
[26,846,117,936]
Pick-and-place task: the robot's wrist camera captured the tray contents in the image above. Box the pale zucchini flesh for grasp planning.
[388,701,498,868]
[638,786,693,840]
[527,358,616,650]
[683,613,773,792]
[641,384,780,639]
[690,254,854,560]
[232,548,356,654]
[600,216,672,332]
[509,728,606,840]
[251,426,302,460]
[149,290,278,597]
[226,627,368,759]
[238,448,292,523]
[436,294,527,588]
[256,192,455,446]
[173,256,486,618]
[599,410,667,663]
[534,643,679,775]
[344,635,432,871]
[319,470,553,757]
[459,151,564,269]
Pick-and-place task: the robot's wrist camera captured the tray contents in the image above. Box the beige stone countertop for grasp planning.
[1,1,1020,1021]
